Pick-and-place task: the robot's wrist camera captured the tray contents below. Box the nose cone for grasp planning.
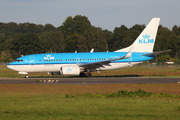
[7,64,14,70]
[7,65,10,69]
[7,63,11,69]
[7,62,17,71]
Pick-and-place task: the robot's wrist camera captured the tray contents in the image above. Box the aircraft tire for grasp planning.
[80,73,86,77]
[86,72,92,77]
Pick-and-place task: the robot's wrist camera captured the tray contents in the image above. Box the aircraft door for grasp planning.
[30,56,35,65]
[76,57,80,65]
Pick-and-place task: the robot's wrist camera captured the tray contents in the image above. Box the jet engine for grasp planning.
[51,65,80,75]
[60,65,80,75]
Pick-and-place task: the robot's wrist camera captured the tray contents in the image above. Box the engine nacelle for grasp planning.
[61,66,80,75]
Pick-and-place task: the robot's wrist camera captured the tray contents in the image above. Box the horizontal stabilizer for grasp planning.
[142,49,171,56]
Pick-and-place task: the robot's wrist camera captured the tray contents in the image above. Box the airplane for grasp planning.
[7,18,170,78]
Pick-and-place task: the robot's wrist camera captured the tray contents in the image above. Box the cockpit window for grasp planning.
[15,59,23,62]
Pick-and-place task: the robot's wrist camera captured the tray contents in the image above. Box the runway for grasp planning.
[0,77,180,84]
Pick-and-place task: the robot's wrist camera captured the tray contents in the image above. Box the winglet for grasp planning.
[124,46,134,58]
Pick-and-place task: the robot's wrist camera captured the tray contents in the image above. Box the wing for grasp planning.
[79,46,134,70]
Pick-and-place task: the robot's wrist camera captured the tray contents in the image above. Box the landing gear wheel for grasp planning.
[80,73,86,77]
[86,72,92,77]
[25,75,29,78]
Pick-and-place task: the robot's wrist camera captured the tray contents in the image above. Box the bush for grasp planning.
[65,89,180,98]
[175,59,180,65]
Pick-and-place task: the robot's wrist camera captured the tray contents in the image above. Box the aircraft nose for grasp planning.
[7,65,10,69]
[7,65,12,69]
[7,65,16,71]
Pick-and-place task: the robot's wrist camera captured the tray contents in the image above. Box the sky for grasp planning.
[0,0,179,31]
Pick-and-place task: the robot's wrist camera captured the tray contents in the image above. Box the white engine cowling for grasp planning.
[60,65,80,75]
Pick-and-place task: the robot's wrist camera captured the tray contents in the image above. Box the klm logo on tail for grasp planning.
[139,34,154,44]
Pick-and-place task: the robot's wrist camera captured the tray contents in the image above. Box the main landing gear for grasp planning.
[80,72,92,77]
[86,72,92,77]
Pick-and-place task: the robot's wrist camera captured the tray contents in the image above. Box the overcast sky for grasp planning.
[0,0,179,31]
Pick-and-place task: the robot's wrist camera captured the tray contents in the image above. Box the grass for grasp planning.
[0,84,180,119]
[0,83,180,119]
[1,84,180,95]
[0,93,180,120]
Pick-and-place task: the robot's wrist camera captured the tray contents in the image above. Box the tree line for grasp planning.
[0,15,180,62]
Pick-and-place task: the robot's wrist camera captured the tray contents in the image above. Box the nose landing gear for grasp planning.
[25,75,29,78]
